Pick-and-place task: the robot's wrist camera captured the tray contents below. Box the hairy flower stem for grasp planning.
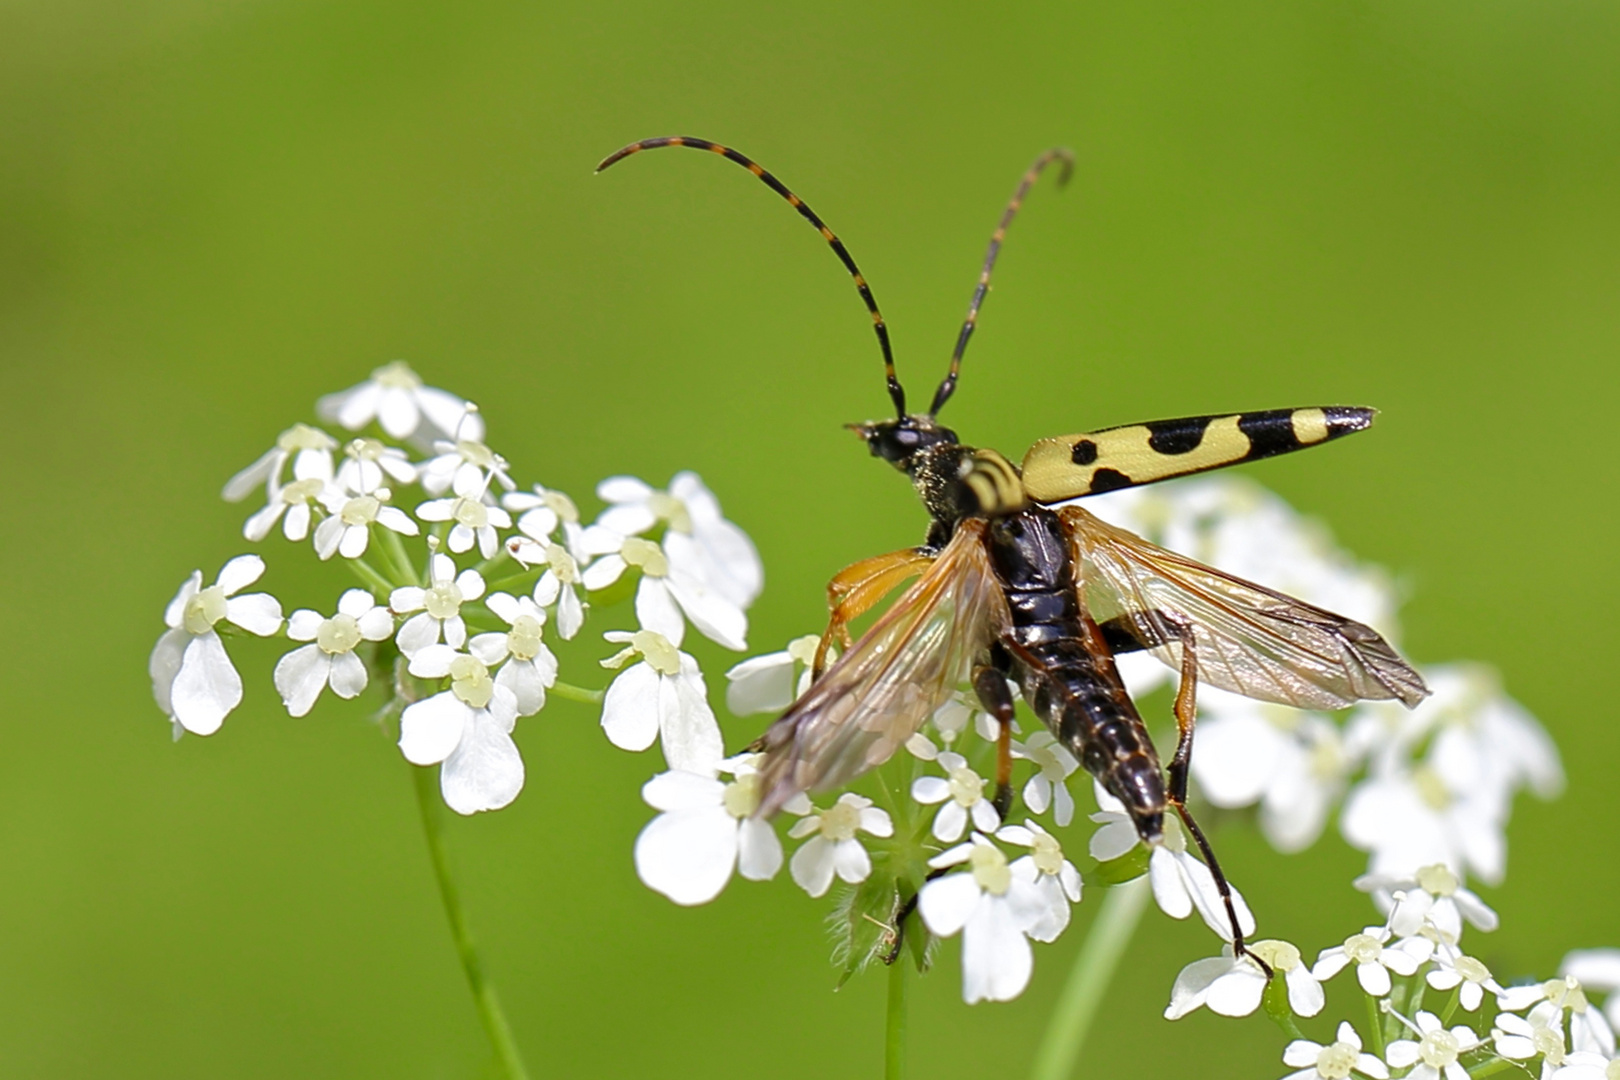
[1029,875,1152,1080]
[886,949,908,1080]
[411,765,532,1080]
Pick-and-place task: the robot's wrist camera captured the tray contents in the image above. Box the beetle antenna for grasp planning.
[598,136,907,417]
[929,147,1074,418]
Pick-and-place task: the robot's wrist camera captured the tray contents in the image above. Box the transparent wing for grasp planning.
[755,520,1008,817]
[1060,506,1427,710]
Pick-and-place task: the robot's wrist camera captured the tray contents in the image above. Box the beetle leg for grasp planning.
[973,664,1018,819]
[813,547,935,678]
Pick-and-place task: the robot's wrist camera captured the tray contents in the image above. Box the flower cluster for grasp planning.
[629,472,1564,1010]
[149,362,764,813]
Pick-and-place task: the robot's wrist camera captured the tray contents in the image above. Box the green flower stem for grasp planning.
[1468,1057,1529,1079]
[1365,994,1388,1060]
[376,524,420,586]
[1029,875,1152,1080]
[411,765,532,1080]
[886,949,908,1080]
[549,680,605,705]
[348,557,397,597]
[1439,986,1462,1026]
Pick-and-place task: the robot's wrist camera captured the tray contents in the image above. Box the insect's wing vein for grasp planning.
[1060,506,1428,710]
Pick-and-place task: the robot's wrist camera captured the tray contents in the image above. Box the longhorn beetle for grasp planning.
[597,136,1428,964]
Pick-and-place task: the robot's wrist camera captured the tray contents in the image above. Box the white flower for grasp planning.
[273,590,394,716]
[1010,732,1079,826]
[503,483,584,559]
[242,474,331,544]
[150,555,284,736]
[787,793,892,898]
[998,820,1082,941]
[1090,787,1259,943]
[506,535,586,640]
[1344,664,1562,885]
[1356,864,1498,942]
[725,635,820,716]
[595,472,763,610]
[1312,925,1434,996]
[1564,951,1620,1033]
[599,629,723,774]
[1499,981,1617,1058]
[1280,1022,1390,1080]
[1426,946,1505,1012]
[1547,1053,1620,1080]
[1164,948,1270,1020]
[1496,1002,1571,1078]
[582,534,747,651]
[334,437,417,494]
[317,361,484,446]
[1189,688,1350,853]
[398,645,523,814]
[633,758,782,905]
[222,423,337,504]
[414,493,511,559]
[912,752,1002,842]
[419,436,512,497]
[1385,1011,1481,1080]
[469,592,558,717]
[313,485,419,561]
[389,553,486,657]
[918,834,1047,1004]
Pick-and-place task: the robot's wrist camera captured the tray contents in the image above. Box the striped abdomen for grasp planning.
[983,508,1166,842]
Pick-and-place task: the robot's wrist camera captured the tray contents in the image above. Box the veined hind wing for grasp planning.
[754,519,1008,818]
[1059,506,1428,710]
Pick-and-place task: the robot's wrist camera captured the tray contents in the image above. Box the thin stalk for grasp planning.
[886,950,908,1080]
[1365,994,1388,1060]
[348,557,396,597]
[549,680,604,705]
[412,765,532,1080]
[375,523,420,586]
[1029,875,1152,1080]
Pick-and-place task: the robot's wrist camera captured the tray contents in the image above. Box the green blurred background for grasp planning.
[2,0,1617,1076]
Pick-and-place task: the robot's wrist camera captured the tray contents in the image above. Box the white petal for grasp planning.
[456,569,486,601]
[790,836,838,897]
[833,837,872,884]
[439,709,525,814]
[918,874,981,938]
[933,801,968,842]
[376,506,419,536]
[225,592,283,636]
[1286,966,1326,1017]
[641,770,724,812]
[328,650,368,699]
[911,776,951,805]
[394,612,441,657]
[667,572,748,651]
[170,632,243,735]
[468,631,508,665]
[1206,966,1268,1017]
[634,806,737,905]
[1385,1041,1421,1068]
[735,817,783,881]
[1283,1040,1326,1068]
[273,644,329,717]
[148,628,189,716]
[601,664,660,752]
[215,553,266,596]
[357,606,395,641]
[1165,956,1231,1020]
[859,807,894,838]
[243,501,283,542]
[556,588,584,640]
[485,592,521,624]
[223,446,280,501]
[635,578,686,647]
[390,586,426,613]
[1150,848,1193,920]
[581,554,627,591]
[313,515,344,560]
[1562,950,1620,992]
[724,651,795,715]
[406,642,458,679]
[961,897,1033,1003]
[398,692,469,765]
[660,664,722,774]
[496,659,546,716]
[164,571,203,629]
[1358,962,1393,996]
[377,385,419,438]
[338,523,370,559]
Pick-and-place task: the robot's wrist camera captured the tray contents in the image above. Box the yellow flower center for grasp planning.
[424,580,463,620]
[1030,832,1064,876]
[647,491,692,534]
[373,361,421,389]
[969,844,1010,895]
[1315,1042,1358,1080]
[182,585,228,635]
[542,490,579,523]
[947,763,984,807]
[449,655,493,709]
[622,537,668,578]
[281,478,326,505]
[278,423,334,451]
[818,799,861,842]
[1415,864,1459,896]
[1418,1029,1461,1069]
[340,495,380,526]
[1248,939,1303,973]
[631,630,680,676]
[507,615,543,661]
[316,614,362,654]
[451,498,488,529]
[1413,765,1451,811]
[722,773,760,818]
[1344,933,1384,965]
[1454,956,1490,984]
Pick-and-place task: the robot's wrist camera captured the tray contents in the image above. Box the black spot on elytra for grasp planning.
[1089,468,1132,493]
[1144,416,1211,455]
[1236,409,1301,459]
[1071,439,1099,466]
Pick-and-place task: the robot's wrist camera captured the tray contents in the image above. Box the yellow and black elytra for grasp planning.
[598,136,1429,966]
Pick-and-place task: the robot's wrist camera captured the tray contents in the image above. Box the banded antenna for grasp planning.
[597,136,907,417]
[928,147,1075,418]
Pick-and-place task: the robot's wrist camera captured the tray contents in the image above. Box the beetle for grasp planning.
[597,136,1428,960]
